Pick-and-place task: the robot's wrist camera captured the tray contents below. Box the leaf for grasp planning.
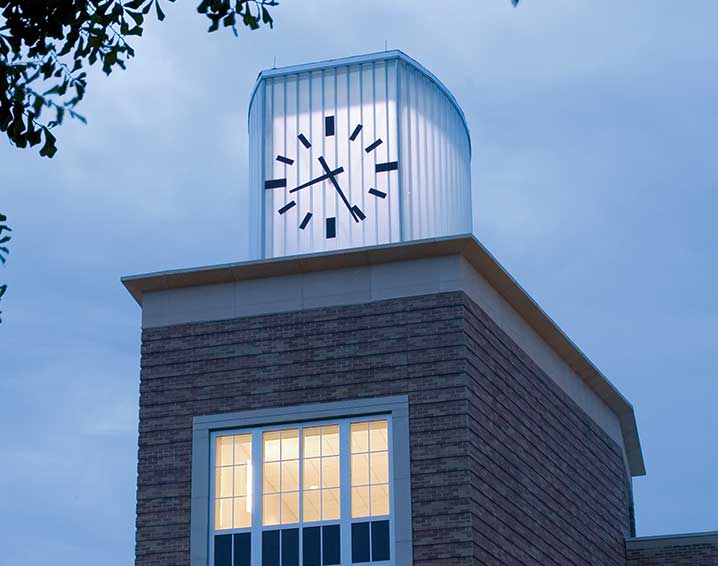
[0,236,11,244]
[223,12,235,27]
[155,0,166,21]
[27,122,42,146]
[39,127,57,158]
[125,0,147,9]
[69,110,88,125]
[208,16,221,32]
[127,10,144,25]
[242,8,259,30]
[261,6,273,27]
[0,285,6,300]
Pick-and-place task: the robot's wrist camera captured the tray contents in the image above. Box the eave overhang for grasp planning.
[122,234,645,477]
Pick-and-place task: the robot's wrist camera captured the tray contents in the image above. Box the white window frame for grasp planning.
[191,396,412,566]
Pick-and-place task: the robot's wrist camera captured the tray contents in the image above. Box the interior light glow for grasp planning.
[246,460,253,513]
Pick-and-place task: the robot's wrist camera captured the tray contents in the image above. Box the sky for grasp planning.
[1,1,717,564]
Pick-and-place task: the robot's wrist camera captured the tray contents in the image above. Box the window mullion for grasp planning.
[299,426,304,565]
[251,429,262,566]
[210,432,217,566]
[339,420,351,566]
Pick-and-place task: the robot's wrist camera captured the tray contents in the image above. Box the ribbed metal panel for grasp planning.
[247,82,264,258]
[248,51,472,259]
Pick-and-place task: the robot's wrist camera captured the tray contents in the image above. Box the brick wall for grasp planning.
[626,534,718,565]
[462,298,632,566]
[135,291,631,566]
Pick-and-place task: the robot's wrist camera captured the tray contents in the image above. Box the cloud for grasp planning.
[2,1,718,563]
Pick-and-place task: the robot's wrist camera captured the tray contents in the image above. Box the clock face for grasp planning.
[264,115,399,239]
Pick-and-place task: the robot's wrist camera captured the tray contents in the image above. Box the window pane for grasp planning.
[217,466,233,498]
[216,498,233,530]
[322,425,340,456]
[351,453,369,487]
[370,484,390,516]
[264,431,281,462]
[322,525,341,566]
[234,434,252,465]
[234,465,247,497]
[233,497,251,529]
[303,489,321,523]
[303,458,321,490]
[322,456,340,488]
[281,528,299,566]
[350,422,369,453]
[262,530,280,566]
[282,460,300,492]
[303,427,322,459]
[263,494,281,526]
[282,429,300,460]
[322,488,340,521]
[263,462,281,493]
[281,492,299,524]
[371,520,390,561]
[370,452,388,485]
[217,436,234,467]
[234,532,251,566]
[215,533,232,566]
[369,421,388,452]
[351,486,370,518]
[303,526,321,566]
[351,522,370,564]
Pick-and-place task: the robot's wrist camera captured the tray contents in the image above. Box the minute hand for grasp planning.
[289,166,344,194]
[318,156,359,223]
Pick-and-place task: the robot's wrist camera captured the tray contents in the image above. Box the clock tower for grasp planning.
[248,51,472,258]
[124,50,654,566]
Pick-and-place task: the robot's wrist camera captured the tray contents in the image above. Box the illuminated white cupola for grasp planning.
[247,51,472,259]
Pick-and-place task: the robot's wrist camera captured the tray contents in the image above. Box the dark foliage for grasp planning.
[0,213,9,263]
[0,0,278,158]
[0,212,10,324]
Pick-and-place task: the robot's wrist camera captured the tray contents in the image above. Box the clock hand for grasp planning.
[289,167,344,194]
[318,156,359,223]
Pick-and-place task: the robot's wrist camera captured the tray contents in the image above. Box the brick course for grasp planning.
[135,291,633,566]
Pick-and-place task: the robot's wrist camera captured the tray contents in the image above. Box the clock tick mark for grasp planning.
[278,201,296,214]
[265,178,287,190]
[365,139,383,153]
[299,212,312,230]
[351,206,366,221]
[298,133,312,149]
[276,155,294,165]
[369,188,387,199]
[349,124,363,141]
[326,217,336,239]
[325,116,335,137]
[376,161,398,173]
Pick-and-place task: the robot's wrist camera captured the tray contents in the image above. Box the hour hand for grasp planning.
[289,167,344,193]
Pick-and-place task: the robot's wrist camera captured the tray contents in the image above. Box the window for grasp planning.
[262,429,300,525]
[350,421,389,518]
[302,426,341,522]
[215,433,253,530]
[210,418,393,566]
